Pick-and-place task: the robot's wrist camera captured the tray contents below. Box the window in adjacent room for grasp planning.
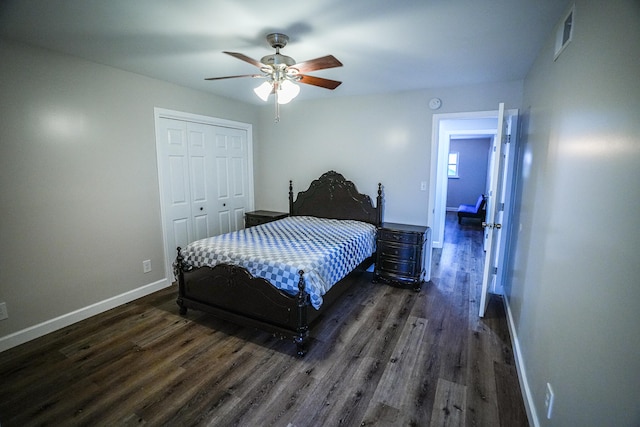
[448,152,459,178]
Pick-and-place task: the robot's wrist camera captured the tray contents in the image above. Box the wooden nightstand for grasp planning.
[373,222,430,291]
[244,210,288,228]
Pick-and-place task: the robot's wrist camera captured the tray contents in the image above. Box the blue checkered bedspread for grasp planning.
[180,216,377,309]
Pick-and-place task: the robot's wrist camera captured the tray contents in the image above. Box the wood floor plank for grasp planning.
[430,378,467,427]
[368,315,429,410]
[134,342,254,425]
[438,270,471,386]
[465,328,501,427]
[239,370,317,426]
[360,402,402,426]
[317,293,423,427]
[283,297,402,425]
[494,360,529,426]
[153,350,255,425]
[7,372,104,426]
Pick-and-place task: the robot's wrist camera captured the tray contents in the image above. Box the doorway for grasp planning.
[430,111,499,249]
[429,108,518,298]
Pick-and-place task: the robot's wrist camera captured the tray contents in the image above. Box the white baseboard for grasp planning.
[0,278,171,353]
[503,295,540,427]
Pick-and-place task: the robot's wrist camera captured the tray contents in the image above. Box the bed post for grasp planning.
[175,247,187,315]
[289,180,294,215]
[376,183,383,226]
[295,270,309,357]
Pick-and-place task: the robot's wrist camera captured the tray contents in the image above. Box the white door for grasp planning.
[479,103,509,317]
[213,126,249,234]
[157,118,218,254]
[157,118,194,261]
[156,112,253,279]
[493,110,518,296]
[187,122,218,241]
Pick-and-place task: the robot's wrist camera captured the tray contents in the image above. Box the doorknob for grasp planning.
[482,222,502,229]
[200,207,203,211]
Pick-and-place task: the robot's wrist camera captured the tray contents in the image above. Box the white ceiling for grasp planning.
[0,0,570,105]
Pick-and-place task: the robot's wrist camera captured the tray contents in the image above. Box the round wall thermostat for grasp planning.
[429,97,442,110]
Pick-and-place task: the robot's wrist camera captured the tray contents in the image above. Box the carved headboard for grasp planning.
[289,171,383,226]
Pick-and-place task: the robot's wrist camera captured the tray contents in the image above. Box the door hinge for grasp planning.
[506,134,512,144]
[499,202,505,212]
[492,266,498,275]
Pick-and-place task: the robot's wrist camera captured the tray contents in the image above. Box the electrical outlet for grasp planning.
[545,382,555,419]
[0,302,8,320]
[143,259,152,273]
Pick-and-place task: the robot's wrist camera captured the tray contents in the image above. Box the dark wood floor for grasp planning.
[0,213,528,426]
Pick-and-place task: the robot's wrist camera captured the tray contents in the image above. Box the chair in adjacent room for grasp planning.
[457,194,486,224]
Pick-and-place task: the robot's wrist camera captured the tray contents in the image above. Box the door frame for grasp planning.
[429,110,500,248]
[154,108,255,280]
[428,108,518,295]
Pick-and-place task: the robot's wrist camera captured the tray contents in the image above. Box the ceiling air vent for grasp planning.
[554,4,575,60]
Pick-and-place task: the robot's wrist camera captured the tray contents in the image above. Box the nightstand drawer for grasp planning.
[377,241,419,262]
[377,229,422,245]
[377,257,419,277]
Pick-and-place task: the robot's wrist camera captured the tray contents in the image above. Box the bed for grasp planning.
[174,171,383,356]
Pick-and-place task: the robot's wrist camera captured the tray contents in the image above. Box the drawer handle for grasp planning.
[382,249,400,256]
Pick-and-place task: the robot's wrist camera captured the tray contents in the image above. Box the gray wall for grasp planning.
[446,137,491,209]
[0,39,259,341]
[505,0,640,425]
[253,84,522,227]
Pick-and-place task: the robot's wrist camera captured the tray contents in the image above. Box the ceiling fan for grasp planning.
[205,33,343,121]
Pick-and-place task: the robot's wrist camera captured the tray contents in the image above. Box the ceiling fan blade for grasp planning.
[292,55,343,73]
[223,51,264,68]
[205,74,263,81]
[298,74,342,90]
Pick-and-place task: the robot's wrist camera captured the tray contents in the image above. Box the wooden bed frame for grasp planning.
[175,171,383,356]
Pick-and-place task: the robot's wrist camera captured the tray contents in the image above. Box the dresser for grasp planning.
[374,222,430,291]
[244,210,288,228]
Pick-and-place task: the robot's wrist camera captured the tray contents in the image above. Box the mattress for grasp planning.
[180,216,377,309]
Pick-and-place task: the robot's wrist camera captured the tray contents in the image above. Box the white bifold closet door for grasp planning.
[157,117,250,269]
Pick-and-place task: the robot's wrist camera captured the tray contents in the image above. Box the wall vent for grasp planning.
[554,4,575,60]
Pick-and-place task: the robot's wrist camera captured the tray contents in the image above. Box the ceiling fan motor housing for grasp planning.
[266,33,288,49]
[261,53,296,67]
[262,33,296,67]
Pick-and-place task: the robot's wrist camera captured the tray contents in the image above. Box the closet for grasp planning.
[155,110,253,278]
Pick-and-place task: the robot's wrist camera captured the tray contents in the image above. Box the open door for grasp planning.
[479,103,509,317]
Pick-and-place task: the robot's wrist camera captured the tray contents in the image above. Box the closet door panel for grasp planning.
[156,111,253,277]
[158,118,194,256]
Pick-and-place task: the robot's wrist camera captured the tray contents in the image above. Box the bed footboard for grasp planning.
[175,248,311,356]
